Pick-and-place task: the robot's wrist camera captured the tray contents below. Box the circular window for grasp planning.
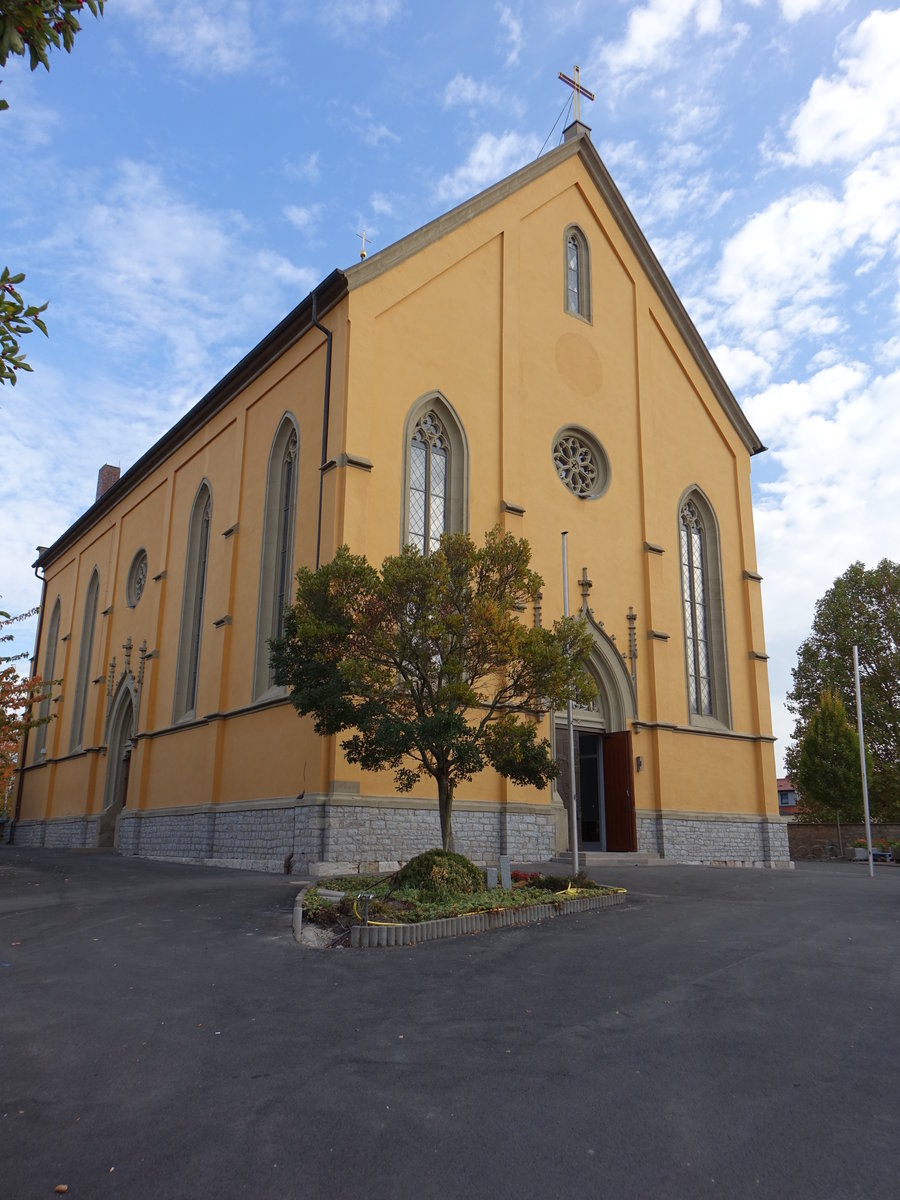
[126,549,148,607]
[552,427,610,499]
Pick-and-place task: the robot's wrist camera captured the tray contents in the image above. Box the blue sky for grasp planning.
[3,0,900,770]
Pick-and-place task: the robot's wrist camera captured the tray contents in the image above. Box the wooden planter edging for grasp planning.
[348,890,626,948]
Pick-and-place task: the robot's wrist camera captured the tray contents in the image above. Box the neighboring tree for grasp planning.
[270,529,597,851]
[785,559,900,821]
[0,605,50,818]
[0,2,104,384]
[793,690,869,824]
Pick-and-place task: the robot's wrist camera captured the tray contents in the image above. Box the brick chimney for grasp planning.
[96,464,121,501]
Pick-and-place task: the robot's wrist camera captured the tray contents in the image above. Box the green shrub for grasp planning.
[395,849,485,897]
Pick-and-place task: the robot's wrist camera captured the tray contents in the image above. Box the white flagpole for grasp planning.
[562,532,580,876]
[852,645,874,880]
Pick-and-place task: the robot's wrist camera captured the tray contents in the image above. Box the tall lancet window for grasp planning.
[402,394,469,554]
[274,431,298,639]
[254,417,299,699]
[174,483,212,721]
[680,500,711,717]
[69,569,100,752]
[678,489,731,727]
[33,597,61,760]
[564,225,591,321]
[409,411,449,555]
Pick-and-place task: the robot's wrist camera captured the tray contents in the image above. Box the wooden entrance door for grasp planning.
[602,730,636,852]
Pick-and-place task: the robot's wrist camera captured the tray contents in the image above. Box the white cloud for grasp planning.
[709,145,900,357]
[596,0,724,85]
[283,152,321,185]
[284,204,323,232]
[778,0,842,22]
[496,5,523,66]
[444,74,504,111]
[786,9,900,167]
[877,336,900,366]
[351,105,401,147]
[369,192,396,217]
[711,344,773,392]
[710,188,846,348]
[744,362,867,444]
[363,122,401,147]
[256,251,319,291]
[434,130,541,203]
[0,66,59,146]
[30,159,321,386]
[319,0,402,37]
[116,0,269,75]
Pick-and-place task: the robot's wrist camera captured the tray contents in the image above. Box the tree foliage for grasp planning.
[271,529,597,850]
[0,1,104,91]
[1,604,51,816]
[0,2,104,384]
[0,267,47,385]
[793,690,869,823]
[785,560,900,820]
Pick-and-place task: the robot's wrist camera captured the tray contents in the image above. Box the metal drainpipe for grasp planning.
[10,562,47,843]
[311,289,334,571]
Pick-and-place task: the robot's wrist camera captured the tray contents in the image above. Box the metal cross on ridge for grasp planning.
[558,64,595,123]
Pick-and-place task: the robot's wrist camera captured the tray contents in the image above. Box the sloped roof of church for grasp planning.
[35,128,762,570]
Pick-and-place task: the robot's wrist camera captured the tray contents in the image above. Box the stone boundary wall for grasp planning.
[787,823,900,860]
[348,890,626,947]
[638,814,791,867]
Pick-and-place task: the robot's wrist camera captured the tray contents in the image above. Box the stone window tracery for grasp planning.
[409,411,449,555]
[552,427,610,500]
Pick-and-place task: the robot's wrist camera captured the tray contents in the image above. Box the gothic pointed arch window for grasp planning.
[69,569,100,752]
[32,596,61,760]
[401,394,468,554]
[564,225,591,321]
[174,482,212,721]
[254,415,299,698]
[678,489,731,727]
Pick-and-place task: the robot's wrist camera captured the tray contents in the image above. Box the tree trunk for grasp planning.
[437,775,455,852]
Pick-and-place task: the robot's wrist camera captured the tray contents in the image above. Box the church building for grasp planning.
[12,122,790,871]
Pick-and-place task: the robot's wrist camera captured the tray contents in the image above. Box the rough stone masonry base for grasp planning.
[9,799,791,870]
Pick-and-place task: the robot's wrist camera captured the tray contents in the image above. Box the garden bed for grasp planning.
[347,889,625,947]
[299,855,626,949]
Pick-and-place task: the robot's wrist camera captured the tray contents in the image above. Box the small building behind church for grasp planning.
[12,124,790,871]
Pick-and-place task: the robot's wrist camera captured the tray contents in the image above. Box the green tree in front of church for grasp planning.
[270,528,596,851]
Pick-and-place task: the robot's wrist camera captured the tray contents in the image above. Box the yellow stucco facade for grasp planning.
[13,128,788,870]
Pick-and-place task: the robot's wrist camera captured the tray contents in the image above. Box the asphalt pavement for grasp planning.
[2,847,898,1200]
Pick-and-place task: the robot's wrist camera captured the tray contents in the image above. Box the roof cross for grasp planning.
[558,65,595,124]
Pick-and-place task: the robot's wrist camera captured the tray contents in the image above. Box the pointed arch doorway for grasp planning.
[100,682,136,847]
[555,619,638,853]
